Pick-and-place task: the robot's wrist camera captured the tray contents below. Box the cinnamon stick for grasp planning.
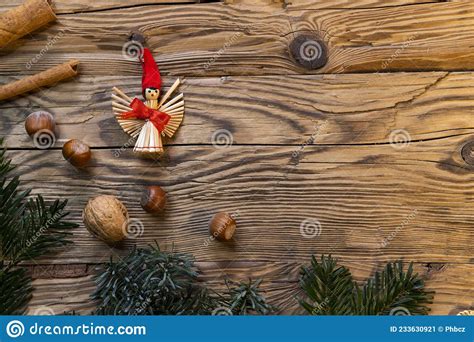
[0,0,57,48]
[0,60,79,101]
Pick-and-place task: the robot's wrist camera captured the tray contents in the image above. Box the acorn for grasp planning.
[62,139,91,168]
[141,186,167,213]
[25,111,55,137]
[209,212,236,241]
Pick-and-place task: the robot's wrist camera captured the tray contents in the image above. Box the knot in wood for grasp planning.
[289,35,328,70]
[128,30,146,45]
[461,140,474,166]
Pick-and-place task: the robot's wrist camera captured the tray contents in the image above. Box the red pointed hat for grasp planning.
[141,47,162,93]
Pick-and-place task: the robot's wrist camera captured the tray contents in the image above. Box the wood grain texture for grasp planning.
[26,262,474,315]
[10,134,474,264]
[1,0,472,315]
[1,0,453,13]
[1,72,473,148]
[2,0,205,14]
[1,2,474,76]
[285,0,453,10]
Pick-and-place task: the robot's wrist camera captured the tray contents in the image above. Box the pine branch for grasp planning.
[299,255,434,315]
[299,255,355,315]
[225,279,275,315]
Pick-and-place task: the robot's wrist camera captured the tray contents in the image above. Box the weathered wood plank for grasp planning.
[1,72,473,148]
[1,2,473,76]
[26,262,474,315]
[1,0,204,14]
[0,0,451,14]
[10,134,474,264]
[285,0,453,10]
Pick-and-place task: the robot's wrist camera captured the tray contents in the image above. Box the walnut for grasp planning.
[83,195,129,244]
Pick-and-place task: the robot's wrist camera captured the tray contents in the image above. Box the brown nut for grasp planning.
[62,139,91,168]
[83,195,129,244]
[141,186,166,213]
[25,111,55,137]
[209,212,236,241]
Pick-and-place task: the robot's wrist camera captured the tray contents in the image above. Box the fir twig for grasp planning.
[0,139,77,314]
[92,244,277,315]
[299,255,355,315]
[299,255,434,315]
[93,244,217,315]
[225,279,275,315]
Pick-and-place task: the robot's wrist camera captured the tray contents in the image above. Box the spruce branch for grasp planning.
[0,265,31,315]
[0,139,77,314]
[299,255,434,315]
[353,261,433,315]
[299,255,355,315]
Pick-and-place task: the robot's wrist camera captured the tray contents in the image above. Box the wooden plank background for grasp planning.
[0,0,473,315]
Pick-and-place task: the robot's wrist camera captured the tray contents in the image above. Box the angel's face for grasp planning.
[145,88,159,100]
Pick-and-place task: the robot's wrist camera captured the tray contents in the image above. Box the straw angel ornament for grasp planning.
[111,48,184,156]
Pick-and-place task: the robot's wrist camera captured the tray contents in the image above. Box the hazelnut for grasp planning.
[209,212,236,241]
[141,186,166,213]
[25,111,55,137]
[83,195,129,244]
[62,139,91,168]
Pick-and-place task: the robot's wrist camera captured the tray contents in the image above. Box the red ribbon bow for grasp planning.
[121,98,170,132]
